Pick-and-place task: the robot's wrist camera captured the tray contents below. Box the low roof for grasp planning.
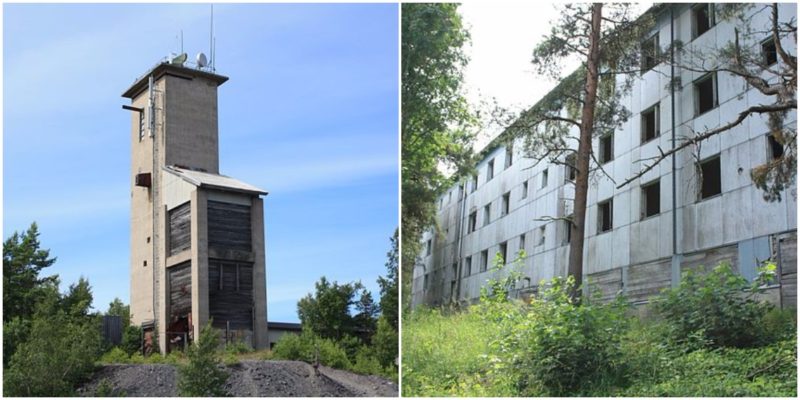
[164,165,268,196]
[267,322,302,331]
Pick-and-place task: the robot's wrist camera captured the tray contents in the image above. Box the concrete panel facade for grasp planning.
[413,3,797,308]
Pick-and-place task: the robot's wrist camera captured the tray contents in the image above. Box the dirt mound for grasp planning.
[78,360,397,397]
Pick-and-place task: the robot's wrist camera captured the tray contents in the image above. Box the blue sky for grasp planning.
[3,3,399,323]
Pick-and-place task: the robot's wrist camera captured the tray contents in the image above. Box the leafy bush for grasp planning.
[402,307,517,397]
[99,347,131,364]
[350,346,384,376]
[121,325,142,356]
[506,276,630,396]
[271,330,351,370]
[621,338,797,397]
[177,322,229,397]
[371,316,398,370]
[654,262,778,349]
[3,309,102,396]
[225,339,254,355]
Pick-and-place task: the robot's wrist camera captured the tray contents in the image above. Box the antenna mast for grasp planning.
[209,4,215,71]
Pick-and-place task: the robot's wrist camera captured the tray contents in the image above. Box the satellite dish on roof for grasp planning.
[196,52,208,68]
[170,52,188,66]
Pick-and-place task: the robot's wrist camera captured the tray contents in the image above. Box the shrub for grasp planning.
[121,325,142,356]
[271,330,351,370]
[99,347,131,364]
[225,339,253,355]
[177,322,229,397]
[350,346,383,376]
[507,276,630,396]
[3,310,102,396]
[654,262,777,349]
[371,316,398,370]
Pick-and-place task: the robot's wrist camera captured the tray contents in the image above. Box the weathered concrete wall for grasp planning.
[412,3,797,309]
[164,75,220,173]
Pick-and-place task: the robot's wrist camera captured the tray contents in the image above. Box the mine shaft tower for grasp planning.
[123,58,268,353]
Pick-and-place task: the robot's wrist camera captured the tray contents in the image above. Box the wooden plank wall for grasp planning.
[681,243,739,274]
[586,268,622,303]
[168,202,191,256]
[626,259,671,303]
[778,232,797,308]
[168,262,192,319]
[208,261,254,330]
[208,201,251,252]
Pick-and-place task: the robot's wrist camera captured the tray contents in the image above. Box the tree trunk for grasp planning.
[567,3,603,302]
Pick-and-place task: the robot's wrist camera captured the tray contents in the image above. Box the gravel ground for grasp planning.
[77,360,398,397]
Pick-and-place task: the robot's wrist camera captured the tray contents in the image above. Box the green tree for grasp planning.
[177,322,229,397]
[297,277,375,342]
[378,230,399,329]
[3,286,102,396]
[3,222,58,322]
[401,3,476,311]
[106,297,131,329]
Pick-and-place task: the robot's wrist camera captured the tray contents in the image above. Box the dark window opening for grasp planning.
[464,256,472,276]
[522,180,529,199]
[505,145,513,169]
[480,250,489,272]
[642,180,661,218]
[694,73,717,116]
[599,134,614,164]
[541,169,549,188]
[538,226,546,246]
[499,241,508,265]
[471,174,478,192]
[641,33,659,72]
[468,211,477,233]
[768,133,784,159]
[762,38,778,66]
[564,217,573,244]
[641,104,660,143]
[424,274,429,290]
[483,204,491,226]
[692,4,715,39]
[699,156,722,200]
[501,192,510,216]
[598,198,613,233]
[519,233,526,252]
[487,159,495,181]
[566,153,577,181]
[426,239,432,256]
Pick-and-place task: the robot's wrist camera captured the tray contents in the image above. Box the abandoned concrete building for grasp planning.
[123,59,269,352]
[412,3,797,309]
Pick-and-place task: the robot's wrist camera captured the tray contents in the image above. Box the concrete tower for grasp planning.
[123,61,268,352]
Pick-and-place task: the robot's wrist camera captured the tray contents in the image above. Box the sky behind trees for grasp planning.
[3,3,399,322]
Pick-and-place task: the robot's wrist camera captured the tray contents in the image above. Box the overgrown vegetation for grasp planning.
[273,231,399,380]
[403,258,797,397]
[177,322,230,397]
[3,223,104,396]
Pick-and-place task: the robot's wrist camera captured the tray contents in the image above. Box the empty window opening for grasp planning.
[692,4,715,39]
[483,204,491,226]
[426,239,432,256]
[565,153,577,181]
[468,211,477,233]
[698,156,722,200]
[768,133,784,159]
[424,274,429,290]
[487,159,495,181]
[642,180,661,219]
[541,169,549,188]
[505,145,514,169]
[599,134,614,164]
[598,198,613,233]
[694,72,717,116]
[499,241,508,265]
[761,38,778,66]
[452,263,458,279]
[564,217,573,244]
[471,174,478,193]
[501,192,510,216]
[143,260,148,267]
[538,226,546,246]
[522,180,529,199]
[641,104,660,143]
[519,233,526,252]
[464,256,472,276]
[480,250,489,272]
[641,33,659,72]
